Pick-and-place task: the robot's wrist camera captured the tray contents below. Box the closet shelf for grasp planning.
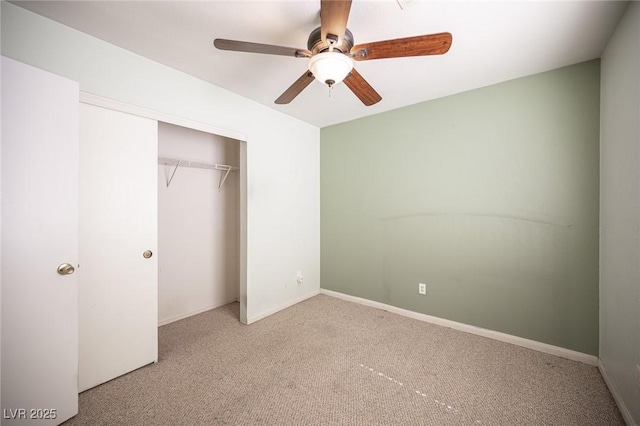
[158,156,238,190]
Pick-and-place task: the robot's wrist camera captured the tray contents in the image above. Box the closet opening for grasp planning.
[157,122,245,326]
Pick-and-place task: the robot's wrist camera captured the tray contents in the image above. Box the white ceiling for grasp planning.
[13,0,628,128]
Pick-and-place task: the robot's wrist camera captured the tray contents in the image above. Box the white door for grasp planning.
[1,57,79,425]
[78,103,158,391]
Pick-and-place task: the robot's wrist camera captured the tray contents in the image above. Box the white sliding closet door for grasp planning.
[1,56,79,426]
[79,103,158,392]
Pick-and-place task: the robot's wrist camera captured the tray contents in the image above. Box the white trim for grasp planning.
[158,298,239,327]
[320,289,598,366]
[247,290,320,325]
[79,91,247,142]
[598,360,637,426]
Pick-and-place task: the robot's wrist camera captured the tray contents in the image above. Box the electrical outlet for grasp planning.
[296,271,304,285]
[418,283,426,295]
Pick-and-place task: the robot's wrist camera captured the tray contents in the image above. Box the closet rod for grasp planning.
[158,156,238,190]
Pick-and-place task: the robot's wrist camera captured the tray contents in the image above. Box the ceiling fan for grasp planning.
[214,0,452,106]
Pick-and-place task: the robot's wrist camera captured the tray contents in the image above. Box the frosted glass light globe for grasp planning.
[308,52,354,87]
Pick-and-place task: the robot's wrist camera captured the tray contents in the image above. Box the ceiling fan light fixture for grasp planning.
[308,52,353,87]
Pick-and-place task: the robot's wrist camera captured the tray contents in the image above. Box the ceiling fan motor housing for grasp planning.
[307,26,354,55]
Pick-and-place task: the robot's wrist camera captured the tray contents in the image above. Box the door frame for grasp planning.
[79,93,249,324]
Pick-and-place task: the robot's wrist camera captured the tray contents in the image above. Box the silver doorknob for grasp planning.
[57,263,75,275]
[143,250,153,259]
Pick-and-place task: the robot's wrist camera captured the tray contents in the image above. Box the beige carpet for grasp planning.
[63,294,623,425]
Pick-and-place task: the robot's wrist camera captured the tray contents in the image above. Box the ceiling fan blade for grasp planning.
[214,39,311,58]
[351,32,452,61]
[343,68,381,106]
[275,71,315,104]
[320,0,352,45]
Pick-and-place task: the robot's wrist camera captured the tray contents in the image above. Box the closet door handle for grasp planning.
[143,250,153,259]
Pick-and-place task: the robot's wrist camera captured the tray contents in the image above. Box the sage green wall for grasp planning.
[600,2,640,423]
[321,60,600,355]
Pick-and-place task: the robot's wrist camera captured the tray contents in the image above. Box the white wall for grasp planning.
[158,122,240,325]
[600,2,640,425]
[0,2,320,324]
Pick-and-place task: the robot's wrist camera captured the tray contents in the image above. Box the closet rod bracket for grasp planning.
[167,163,179,187]
[218,167,232,192]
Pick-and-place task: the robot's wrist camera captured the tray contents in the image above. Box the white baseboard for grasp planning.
[247,289,320,324]
[158,299,238,326]
[598,359,637,426]
[320,289,598,366]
